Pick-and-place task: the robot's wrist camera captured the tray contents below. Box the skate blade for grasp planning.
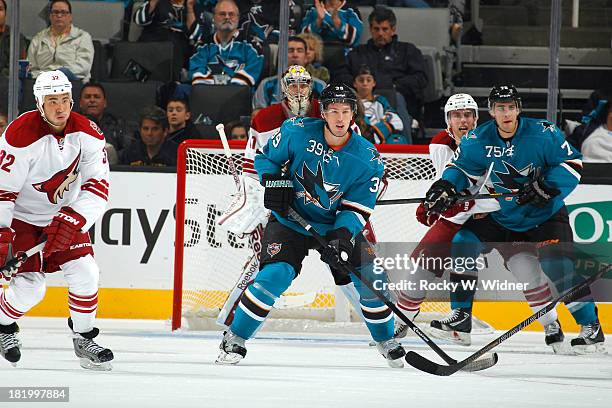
[572,343,607,355]
[386,358,404,369]
[79,358,112,371]
[424,326,471,346]
[550,341,571,355]
[215,350,243,365]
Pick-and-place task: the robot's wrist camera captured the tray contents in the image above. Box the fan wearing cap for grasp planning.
[217,83,407,368]
[0,70,114,370]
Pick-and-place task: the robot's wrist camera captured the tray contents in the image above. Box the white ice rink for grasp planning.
[2,317,611,408]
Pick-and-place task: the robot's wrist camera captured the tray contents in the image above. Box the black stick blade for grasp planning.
[405,351,499,376]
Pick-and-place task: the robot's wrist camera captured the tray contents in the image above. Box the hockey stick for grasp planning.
[0,241,47,280]
[405,263,610,376]
[287,207,497,372]
[376,191,518,206]
[216,123,241,189]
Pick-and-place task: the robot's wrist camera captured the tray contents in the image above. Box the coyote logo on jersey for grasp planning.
[32,153,81,204]
[295,161,341,210]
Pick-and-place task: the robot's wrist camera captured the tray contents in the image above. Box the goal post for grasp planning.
[172,140,493,334]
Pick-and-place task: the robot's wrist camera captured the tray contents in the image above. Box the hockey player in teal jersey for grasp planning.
[216,84,405,367]
[424,85,605,354]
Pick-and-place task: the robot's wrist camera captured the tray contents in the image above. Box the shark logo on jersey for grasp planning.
[368,147,383,166]
[295,161,342,210]
[493,160,534,192]
[32,152,81,204]
[539,121,555,133]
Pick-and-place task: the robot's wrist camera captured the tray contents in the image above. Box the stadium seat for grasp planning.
[110,41,175,82]
[190,85,252,126]
[99,80,163,124]
[91,40,109,82]
[419,46,444,103]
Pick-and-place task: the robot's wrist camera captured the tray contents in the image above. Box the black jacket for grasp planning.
[120,136,177,167]
[337,35,428,118]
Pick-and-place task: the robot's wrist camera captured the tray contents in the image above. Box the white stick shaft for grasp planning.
[215,123,241,189]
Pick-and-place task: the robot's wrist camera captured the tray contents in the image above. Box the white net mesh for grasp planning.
[174,141,492,334]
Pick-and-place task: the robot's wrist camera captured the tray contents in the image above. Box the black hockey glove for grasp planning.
[319,228,353,281]
[516,176,560,208]
[423,179,457,215]
[262,173,294,217]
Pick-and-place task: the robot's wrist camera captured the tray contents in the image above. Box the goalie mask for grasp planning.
[282,65,313,116]
[33,70,74,124]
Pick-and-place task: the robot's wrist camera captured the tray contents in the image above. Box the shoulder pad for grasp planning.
[4,111,48,148]
[65,112,105,140]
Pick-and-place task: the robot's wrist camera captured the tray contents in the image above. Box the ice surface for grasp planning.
[2,317,611,408]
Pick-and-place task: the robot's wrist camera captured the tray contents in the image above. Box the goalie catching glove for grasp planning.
[218,176,270,235]
[261,173,294,217]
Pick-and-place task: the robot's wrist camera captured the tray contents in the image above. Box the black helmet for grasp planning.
[488,84,522,110]
[320,83,357,112]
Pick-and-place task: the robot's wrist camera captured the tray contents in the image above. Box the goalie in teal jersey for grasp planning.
[216,84,405,367]
[424,85,605,354]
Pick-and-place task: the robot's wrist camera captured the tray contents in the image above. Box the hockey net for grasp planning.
[173,140,493,334]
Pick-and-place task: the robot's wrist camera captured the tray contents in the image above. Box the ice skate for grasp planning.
[375,338,405,368]
[571,318,606,354]
[393,310,419,341]
[544,319,565,354]
[0,323,21,366]
[216,330,247,365]
[429,308,472,346]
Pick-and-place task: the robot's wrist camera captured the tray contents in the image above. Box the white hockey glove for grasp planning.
[218,176,270,235]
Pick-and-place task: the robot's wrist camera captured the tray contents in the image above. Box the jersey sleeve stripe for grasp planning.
[339,199,373,215]
[560,162,582,181]
[0,191,18,202]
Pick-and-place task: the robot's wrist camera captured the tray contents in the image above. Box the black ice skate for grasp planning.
[69,319,114,371]
[216,330,247,365]
[0,322,21,366]
[375,338,406,368]
[570,317,606,354]
[393,310,419,341]
[544,319,565,354]
[429,308,472,346]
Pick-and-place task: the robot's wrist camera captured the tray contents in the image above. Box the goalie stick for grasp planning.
[287,207,498,373]
[405,262,610,376]
[214,125,318,327]
[1,241,47,280]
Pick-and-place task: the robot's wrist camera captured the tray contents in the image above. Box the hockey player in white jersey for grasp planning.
[393,93,563,350]
[0,71,113,370]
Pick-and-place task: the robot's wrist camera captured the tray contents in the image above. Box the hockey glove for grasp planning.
[516,176,560,208]
[43,207,86,256]
[218,176,270,235]
[416,203,439,226]
[0,227,15,278]
[423,179,457,216]
[442,190,476,218]
[262,173,294,217]
[319,228,353,282]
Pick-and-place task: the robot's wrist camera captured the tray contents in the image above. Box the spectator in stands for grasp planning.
[300,0,362,51]
[252,37,325,110]
[298,32,330,84]
[0,0,28,77]
[0,110,7,134]
[133,0,208,78]
[337,5,427,136]
[27,0,94,82]
[166,97,202,146]
[120,106,176,166]
[353,65,405,144]
[575,98,612,163]
[79,82,136,157]
[225,120,248,140]
[189,0,263,87]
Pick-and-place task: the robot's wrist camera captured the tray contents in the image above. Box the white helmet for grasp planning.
[444,93,478,127]
[33,70,73,120]
[281,65,312,116]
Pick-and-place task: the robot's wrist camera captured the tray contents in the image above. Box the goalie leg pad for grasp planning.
[230,262,295,339]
